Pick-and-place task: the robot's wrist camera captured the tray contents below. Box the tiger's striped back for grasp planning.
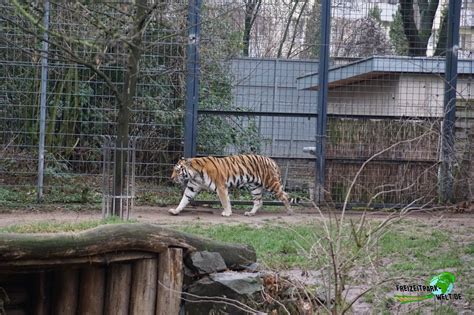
[190,155,280,189]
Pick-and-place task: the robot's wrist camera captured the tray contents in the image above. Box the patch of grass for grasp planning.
[363,291,375,304]
[0,181,101,208]
[378,221,463,275]
[178,223,320,268]
[464,242,474,255]
[177,219,469,314]
[43,186,101,204]
[0,186,36,207]
[432,304,459,315]
[176,220,467,277]
[0,216,136,233]
[463,285,474,304]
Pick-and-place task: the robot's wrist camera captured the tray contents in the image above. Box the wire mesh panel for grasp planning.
[312,0,473,206]
[195,0,473,207]
[0,1,188,207]
[196,1,321,203]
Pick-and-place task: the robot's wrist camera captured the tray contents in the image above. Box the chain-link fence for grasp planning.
[1,0,472,210]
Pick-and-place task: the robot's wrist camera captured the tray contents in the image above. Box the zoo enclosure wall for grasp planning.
[0,0,473,209]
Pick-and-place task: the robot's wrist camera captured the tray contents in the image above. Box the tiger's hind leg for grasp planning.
[277,190,293,215]
[271,181,293,215]
[217,186,232,217]
[244,185,263,216]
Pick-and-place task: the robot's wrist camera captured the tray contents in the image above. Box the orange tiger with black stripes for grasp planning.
[170,154,293,217]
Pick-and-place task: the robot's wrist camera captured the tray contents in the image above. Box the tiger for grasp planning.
[169,154,293,217]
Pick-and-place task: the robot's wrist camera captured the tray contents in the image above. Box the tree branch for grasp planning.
[2,13,122,102]
[287,0,308,58]
[277,0,299,58]
[11,0,100,50]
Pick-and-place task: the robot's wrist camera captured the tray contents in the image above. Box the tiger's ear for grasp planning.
[180,157,192,167]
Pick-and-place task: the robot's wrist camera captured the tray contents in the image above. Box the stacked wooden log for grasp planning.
[0,223,256,315]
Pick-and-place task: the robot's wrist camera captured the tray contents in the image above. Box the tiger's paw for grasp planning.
[221,211,232,217]
[168,208,180,216]
[244,211,255,216]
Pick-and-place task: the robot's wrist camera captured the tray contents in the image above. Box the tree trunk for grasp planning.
[434,7,448,56]
[400,0,440,56]
[113,0,147,216]
[400,0,425,56]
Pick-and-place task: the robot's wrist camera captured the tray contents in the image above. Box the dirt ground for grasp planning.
[0,205,472,313]
[0,205,473,228]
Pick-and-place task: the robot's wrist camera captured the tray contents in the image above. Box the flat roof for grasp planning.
[297,56,474,90]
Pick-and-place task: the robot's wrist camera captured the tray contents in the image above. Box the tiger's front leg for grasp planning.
[217,186,232,217]
[169,186,200,215]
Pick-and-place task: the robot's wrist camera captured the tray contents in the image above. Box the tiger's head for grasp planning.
[171,158,192,185]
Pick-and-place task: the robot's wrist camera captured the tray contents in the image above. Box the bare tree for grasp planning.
[301,0,321,58]
[286,0,310,58]
[277,0,300,58]
[6,0,162,215]
[333,16,393,58]
[243,0,261,56]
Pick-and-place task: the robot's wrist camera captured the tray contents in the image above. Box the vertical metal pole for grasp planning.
[271,59,278,156]
[315,0,331,203]
[101,140,107,219]
[184,0,201,158]
[439,0,461,203]
[37,0,50,202]
[130,139,136,221]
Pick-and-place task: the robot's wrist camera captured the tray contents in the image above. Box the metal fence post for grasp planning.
[184,0,201,158]
[37,0,49,202]
[439,0,461,203]
[315,0,331,203]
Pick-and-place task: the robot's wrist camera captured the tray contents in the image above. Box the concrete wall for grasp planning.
[327,74,401,116]
[229,58,319,158]
[327,73,472,118]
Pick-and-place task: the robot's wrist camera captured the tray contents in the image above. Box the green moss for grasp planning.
[0,216,136,233]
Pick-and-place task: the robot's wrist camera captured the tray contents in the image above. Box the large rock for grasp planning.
[184,271,262,315]
[185,251,227,275]
[210,272,262,295]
